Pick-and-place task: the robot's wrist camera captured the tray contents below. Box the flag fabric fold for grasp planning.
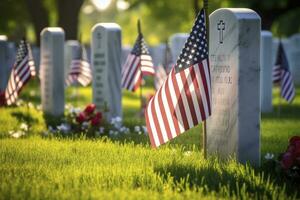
[3,39,36,106]
[145,9,211,148]
[121,33,154,91]
[272,41,295,103]
[66,44,92,87]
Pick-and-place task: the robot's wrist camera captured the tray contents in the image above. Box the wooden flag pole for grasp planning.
[137,19,143,113]
[203,0,209,159]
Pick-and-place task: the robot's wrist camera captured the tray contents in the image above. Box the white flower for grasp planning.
[99,127,105,134]
[36,104,42,111]
[115,116,122,122]
[28,102,34,108]
[109,130,114,136]
[95,131,101,137]
[264,153,274,160]
[48,126,54,132]
[142,126,148,135]
[11,131,25,138]
[70,107,81,115]
[29,90,36,97]
[134,126,141,132]
[65,104,72,110]
[184,151,192,157]
[114,131,119,136]
[20,123,28,131]
[16,100,24,106]
[138,131,142,135]
[57,123,71,134]
[82,122,89,129]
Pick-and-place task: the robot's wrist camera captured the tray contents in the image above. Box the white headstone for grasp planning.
[40,28,65,116]
[0,36,8,92]
[288,34,300,85]
[260,31,273,113]
[150,44,166,68]
[91,23,122,120]
[32,45,40,74]
[207,8,261,166]
[170,33,188,64]
[64,40,80,79]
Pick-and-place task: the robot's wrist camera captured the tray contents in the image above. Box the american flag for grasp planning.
[4,39,36,105]
[145,9,211,148]
[121,33,154,91]
[273,41,295,103]
[66,44,92,87]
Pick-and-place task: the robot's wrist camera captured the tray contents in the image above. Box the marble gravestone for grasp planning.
[169,33,188,64]
[207,8,261,166]
[288,34,300,85]
[40,28,65,116]
[32,46,40,74]
[64,40,80,79]
[91,23,122,120]
[0,35,9,92]
[260,31,273,113]
[150,44,166,68]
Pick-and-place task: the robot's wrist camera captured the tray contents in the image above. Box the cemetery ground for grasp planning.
[0,80,299,199]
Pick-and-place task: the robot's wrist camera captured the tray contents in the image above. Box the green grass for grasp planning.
[0,81,299,199]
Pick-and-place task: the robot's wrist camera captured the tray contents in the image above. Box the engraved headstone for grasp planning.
[260,31,273,113]
[170,33,188,64]
[0,36,9,92]
[207,8,261,166]
[91,23,122,120]
[64,40,80,79]
[288,34,300,85]
[40,28,65,116]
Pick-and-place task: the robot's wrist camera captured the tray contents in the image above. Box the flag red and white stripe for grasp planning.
[66,45,92,87]
[122,33,154,91]
[145,9,211,147]
[4,39,35,105]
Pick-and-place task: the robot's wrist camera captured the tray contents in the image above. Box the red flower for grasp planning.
[94,112,102,120]
[289,136,300,145]
[84,104,96,115]
[76,112,87,123]
[281,152,294,170]
[90,115,101,126]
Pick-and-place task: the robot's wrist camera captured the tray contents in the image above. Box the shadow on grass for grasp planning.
[43,113,64,128]
[11,111,38,124]
[262,105,300,120]
[154,162,296,199]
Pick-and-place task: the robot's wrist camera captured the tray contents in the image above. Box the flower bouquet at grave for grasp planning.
[278,136,300,182]
[64,103,104,137]
[265,136,300,183]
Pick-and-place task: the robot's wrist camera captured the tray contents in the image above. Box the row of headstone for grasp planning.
[39,24,123,119]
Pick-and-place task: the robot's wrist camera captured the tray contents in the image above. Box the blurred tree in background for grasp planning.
[0,0,299,45]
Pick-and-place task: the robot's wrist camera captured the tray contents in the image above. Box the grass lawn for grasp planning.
[0,80,299,199]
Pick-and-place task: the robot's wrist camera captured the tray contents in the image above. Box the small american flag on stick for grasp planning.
[66,44,92,87]
[121,21,154,91]
[273,41,295,103]
[2,39,36,105]
[145,9,211,147]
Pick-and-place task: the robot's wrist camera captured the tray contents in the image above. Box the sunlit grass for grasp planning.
[0,80,299,199]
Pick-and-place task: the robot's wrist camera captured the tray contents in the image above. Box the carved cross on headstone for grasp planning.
[217,20,225,44]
